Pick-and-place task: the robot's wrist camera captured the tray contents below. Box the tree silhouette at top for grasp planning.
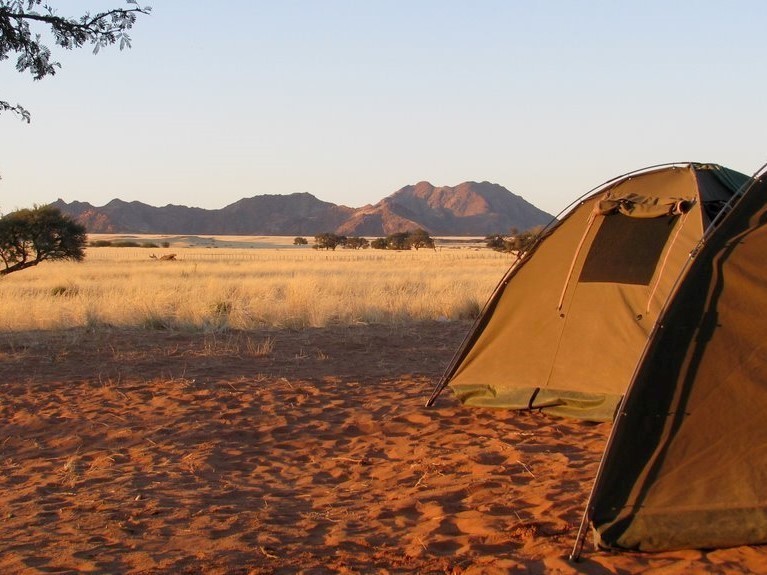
[0,0,151,121]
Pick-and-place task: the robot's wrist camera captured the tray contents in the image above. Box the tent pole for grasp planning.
[425,374,452,407]
[645,207,693,314]
[569,505,591,562]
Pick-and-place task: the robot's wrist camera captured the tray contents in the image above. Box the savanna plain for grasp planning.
[0,236,764,574]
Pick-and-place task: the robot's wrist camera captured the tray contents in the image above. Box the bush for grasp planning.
[89,240,164,248]
[484,234,507,251]
[453,297,482,320]
[485,227,542,253]
[50,284,79,297]
[213,301,232,316]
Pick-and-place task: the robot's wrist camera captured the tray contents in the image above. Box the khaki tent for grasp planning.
[576,169,767,553]
[427,163,749,421]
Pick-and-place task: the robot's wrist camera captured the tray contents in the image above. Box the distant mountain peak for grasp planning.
[335,181,551,236]
[52,181,553,236]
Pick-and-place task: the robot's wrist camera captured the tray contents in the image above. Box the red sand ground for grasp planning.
[0,322,764,574]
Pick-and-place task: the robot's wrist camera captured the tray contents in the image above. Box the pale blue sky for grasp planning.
[1,1,765,216]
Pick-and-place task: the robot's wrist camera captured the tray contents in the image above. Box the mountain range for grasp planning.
[51,181,553,237]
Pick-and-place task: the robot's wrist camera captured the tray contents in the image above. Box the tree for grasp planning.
[485,227,542,253]
[508,226,542,253]
[293,236,308,246]
[342,236,369,250]
[313,232,344,251]
[0,205,87,276]
[385,232,410,251]
[407,228,435,250]
[485,234,507,251]
[369,230,435,251]
[370,237,387,250]
[1,0,152,122]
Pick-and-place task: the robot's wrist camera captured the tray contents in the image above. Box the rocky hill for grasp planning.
[52,181,553,236]
[336,181,552,236]
[51,194,355,236]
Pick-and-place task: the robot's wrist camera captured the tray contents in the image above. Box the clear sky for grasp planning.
[1,1,765,216]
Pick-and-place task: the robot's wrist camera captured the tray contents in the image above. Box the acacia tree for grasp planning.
[342,236,369,250]
[370,237,387,250]
[313,233,344,251]
[385,232,410,250]
[0,205,87,275]
[1,0,151,121]
[407,228,435,250]
[370,230,435,251]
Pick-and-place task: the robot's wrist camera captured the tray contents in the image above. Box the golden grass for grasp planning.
[0,243,512,332]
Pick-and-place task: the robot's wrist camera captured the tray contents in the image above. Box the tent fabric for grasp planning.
[435,164,749,421]
[450,385,622,421]
[588,173,767,551]
[595,192,693,218]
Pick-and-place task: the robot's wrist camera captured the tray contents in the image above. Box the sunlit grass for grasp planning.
[0,245,512,332]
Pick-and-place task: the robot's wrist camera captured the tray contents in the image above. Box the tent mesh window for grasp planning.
[579,214,678,285]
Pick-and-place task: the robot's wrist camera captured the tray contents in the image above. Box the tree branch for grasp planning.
[0,258,39,276]
[0,100,30,122]
[1,7,149,27]
[0,1,151,119]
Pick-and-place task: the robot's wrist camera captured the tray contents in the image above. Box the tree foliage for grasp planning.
[0,205,87,275]
[484,234,507,251]
[370,229,435,251]
[311,234,371,250]
[485,227,541,253]
[407,228,435,250]
[313,233,344,251]
[342,236,369,250]
[0,0,151,121]
[384,232,410,251]
[293,236,308,245]
[370,237,387,250]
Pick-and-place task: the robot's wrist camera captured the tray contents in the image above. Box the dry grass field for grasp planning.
[0,235,510,332]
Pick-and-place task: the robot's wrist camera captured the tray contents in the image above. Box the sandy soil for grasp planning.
[0,322,764,574]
